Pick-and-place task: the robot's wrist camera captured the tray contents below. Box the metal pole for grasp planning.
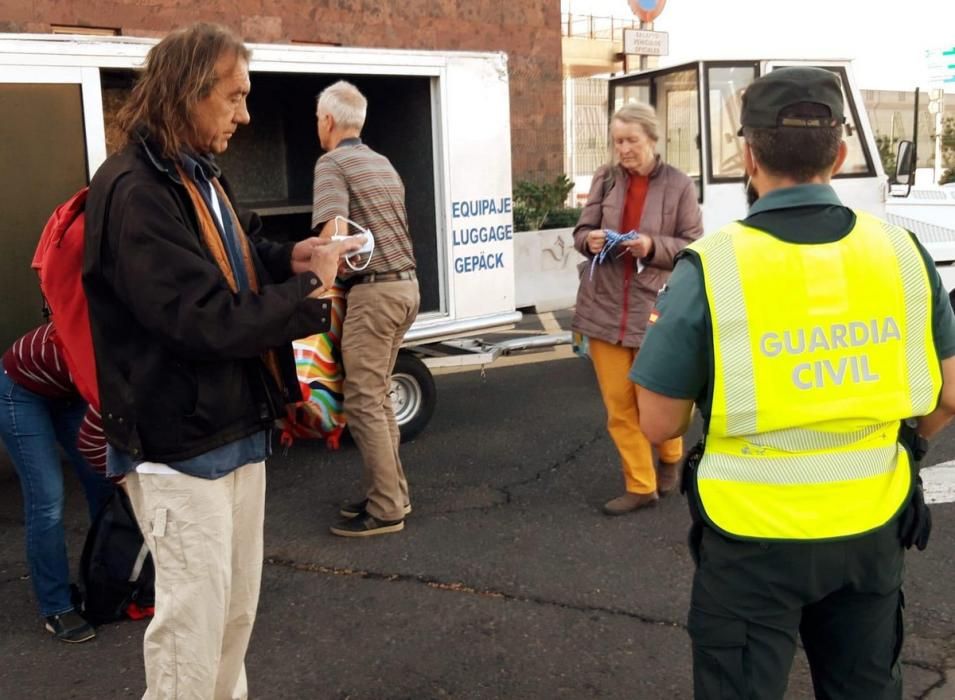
[936,111,944,185]
[565,77,576,185]
[910,87,920,197]
[639,20,648,70]
[933,89,945,185]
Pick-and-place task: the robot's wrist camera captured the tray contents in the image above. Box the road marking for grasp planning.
[921,461,955,504]
[538,311,564,335]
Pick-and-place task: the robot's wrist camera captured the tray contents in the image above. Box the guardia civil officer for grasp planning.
[630,67,955,699]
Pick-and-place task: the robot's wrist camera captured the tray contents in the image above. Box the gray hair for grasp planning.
[605,102,660,178]
[611,102,660,142]
[316,80,367,131]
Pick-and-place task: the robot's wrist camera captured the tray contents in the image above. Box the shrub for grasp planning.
[513,175,574,231]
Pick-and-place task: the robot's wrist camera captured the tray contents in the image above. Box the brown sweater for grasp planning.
[571,158,703,348]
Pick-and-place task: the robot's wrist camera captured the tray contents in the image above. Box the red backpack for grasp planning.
[31,187,99,407]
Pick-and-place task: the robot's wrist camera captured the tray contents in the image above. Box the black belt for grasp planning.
[350,270,416,285]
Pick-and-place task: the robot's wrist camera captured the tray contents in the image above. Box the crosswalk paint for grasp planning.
[921,461,955,504]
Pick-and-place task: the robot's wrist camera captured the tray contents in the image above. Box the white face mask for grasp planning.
[332,215,375,272]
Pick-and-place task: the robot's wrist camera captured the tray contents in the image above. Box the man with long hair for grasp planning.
[83,23,359,698]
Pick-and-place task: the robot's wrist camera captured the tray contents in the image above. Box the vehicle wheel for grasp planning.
[391,352,436,442]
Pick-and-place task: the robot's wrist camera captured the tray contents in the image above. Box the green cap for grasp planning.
[738,67,846,135]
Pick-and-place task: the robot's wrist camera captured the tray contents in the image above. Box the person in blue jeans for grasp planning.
[0,324,114,642]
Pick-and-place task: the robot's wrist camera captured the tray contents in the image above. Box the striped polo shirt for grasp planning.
[311,138,416,277]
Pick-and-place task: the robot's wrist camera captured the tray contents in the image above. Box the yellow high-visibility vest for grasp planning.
[689,212,940,540]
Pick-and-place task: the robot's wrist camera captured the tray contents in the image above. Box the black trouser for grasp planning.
[687,523,905,700]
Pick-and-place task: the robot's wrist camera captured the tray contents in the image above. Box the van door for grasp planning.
[610,63,709,222]
[701,62,758,231]
[0,66,106,348]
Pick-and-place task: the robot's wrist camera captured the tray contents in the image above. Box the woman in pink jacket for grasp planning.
[572,102,703,515]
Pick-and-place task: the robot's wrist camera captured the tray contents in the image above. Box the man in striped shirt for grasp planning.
[312,81,419,537]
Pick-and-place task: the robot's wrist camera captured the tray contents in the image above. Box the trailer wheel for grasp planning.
[391,352,436,442]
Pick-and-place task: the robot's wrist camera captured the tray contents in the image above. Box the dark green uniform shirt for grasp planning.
[630,184,955,421]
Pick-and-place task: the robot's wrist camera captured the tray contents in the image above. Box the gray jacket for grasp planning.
[571,158,703,348]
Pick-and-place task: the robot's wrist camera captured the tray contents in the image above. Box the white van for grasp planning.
[606,59,955,261]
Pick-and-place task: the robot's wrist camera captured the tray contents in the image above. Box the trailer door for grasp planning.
[0,65,106,348]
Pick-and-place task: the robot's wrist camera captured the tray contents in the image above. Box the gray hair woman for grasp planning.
[571,102,704,515]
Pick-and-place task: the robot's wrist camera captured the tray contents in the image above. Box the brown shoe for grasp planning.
[657,460,681,496]
[602,492,658,516]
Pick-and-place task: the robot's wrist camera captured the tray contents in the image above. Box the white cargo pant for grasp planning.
[123,461,265,700]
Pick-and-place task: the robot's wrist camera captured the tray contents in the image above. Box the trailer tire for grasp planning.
[391,352,436,442]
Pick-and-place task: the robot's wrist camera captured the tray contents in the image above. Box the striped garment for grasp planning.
[311,142,416,277]
[2,324,106,472]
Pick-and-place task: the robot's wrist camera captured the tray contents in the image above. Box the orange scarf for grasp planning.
[176,165,285,395]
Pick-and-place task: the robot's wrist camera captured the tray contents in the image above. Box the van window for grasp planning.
[653,68,700,181]
[609,65,702,200]
[613,83,650,114]
[767,65,875,178]
[707,65,756,180]
[824,67,874,176]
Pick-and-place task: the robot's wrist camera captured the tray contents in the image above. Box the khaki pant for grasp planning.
[123,461,266,700]
[342,279,420,521]
[589,338,683,494]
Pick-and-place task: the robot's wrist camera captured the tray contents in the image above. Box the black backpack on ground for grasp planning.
[79,488,155,626]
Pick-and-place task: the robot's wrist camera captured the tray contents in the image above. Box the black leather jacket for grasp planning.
[83,137,330,462]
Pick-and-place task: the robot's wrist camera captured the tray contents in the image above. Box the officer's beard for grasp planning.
[744,176,760,207]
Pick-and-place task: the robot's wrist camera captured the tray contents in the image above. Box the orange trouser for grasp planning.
[589,337,683,494]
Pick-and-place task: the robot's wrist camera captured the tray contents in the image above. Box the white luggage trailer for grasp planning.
[0,33,562,442]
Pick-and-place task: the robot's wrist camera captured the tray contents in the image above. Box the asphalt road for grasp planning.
[1,311,953,699]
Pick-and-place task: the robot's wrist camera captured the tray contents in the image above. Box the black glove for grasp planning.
[898,476,932,551]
